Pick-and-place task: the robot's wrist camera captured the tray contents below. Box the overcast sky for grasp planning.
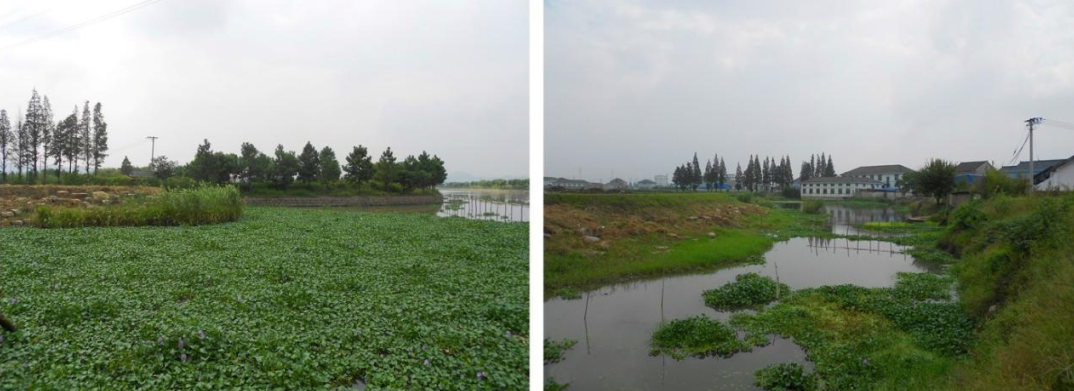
[546,0,1074,183]
[0,0,527,181]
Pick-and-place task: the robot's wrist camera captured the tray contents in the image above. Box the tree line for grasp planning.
[672,152,835,192]
[0,89,109,183]
[145,140,447,193]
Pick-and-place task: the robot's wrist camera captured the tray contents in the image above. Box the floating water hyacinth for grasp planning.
[157,336,164,346]
[424,359,430,367]
[198,330,205,341]
[476,372,485,380]
[505,331,512,338]
[236,294,243,303]
[7,298,16,305]
[178,339,184,348]
[180,353,187,362]
[354,329,361,337]
[1,335,5,344]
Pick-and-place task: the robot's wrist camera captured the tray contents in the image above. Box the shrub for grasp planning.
[36,185,244,228]
[801,200,824,214]
[754,363,817,391]
[781,187,801,200]
[544,339,577,364]
[703,273,790,310]
[736,193,754,204]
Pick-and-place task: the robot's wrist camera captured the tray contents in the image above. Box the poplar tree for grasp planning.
[92,103,107,174]
[735,163,744,191]
[0,110,10,182]
[80,101,92,174]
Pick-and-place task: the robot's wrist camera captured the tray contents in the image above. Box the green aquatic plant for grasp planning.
[34,185,244,227]
[801,200,825,214]
[703,273,791,311]
[754,363,817,391]
[544,339,577,364]
[0,207,528,390]
[650,315,750,360]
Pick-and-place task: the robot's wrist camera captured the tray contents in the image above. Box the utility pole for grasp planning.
[1025,118,1043,194]
[146,136,158,168]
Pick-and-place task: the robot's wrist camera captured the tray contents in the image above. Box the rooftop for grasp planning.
[955,161,990,174]
[802,176,883,184]
[842,164,914,176]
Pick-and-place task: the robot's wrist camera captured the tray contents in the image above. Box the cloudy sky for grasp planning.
[0,0,527,181]
[546,0,1074,182]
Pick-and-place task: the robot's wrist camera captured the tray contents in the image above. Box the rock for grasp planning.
[67,199,81,207]
[92,191,110,201]
[15,197,27,203]
[687,216,699,221]
[668,233,679,239]
[0,211,13,218]
[656,246,669,251]
[707,232,716,238]
[12,220,24,226]
[82,201,94,208]
[10,209,20,215]
[71,192,89,199]
[583,235,601,243]
[57,190,70,196]
[543,233,552,240]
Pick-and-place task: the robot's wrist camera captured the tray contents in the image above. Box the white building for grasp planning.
[654,175,669,187]
[1036,156,1074,191]
[634,179,657,190]
[801,177,884,199]
[544,177,597,190]
[841,164,914,189]
[604,178,628,191]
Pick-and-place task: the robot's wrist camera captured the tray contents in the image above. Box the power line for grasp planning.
[1,0,169,51]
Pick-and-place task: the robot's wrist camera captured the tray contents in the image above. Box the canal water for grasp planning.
[544,207,933,390]
[437,189,529,222]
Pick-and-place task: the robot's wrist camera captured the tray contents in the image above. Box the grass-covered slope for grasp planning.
[544,193,814,294]
[0,207,528,390]
[936,195,1074,390]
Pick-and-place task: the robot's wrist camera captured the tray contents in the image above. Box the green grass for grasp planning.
[545,228,774,292]
[34,186,244,228]
[754,363,817,391]
[544,339,577,364]
[0,207,528,390]
[702,273,790,311]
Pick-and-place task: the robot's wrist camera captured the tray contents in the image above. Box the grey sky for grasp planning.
[0,0,528,181]
[546,0,1074,183]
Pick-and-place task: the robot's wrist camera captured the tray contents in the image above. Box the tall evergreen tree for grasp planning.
[66,106,79,174]
[55,112,77,179]
[735,163,744,191]
[318,146,341,188]
[24,90,43,181]
[297,141,320,187]
[762,157,770,191]
[343,145,374,190]
[80,101,92,174]
[0,110,10,182]
[272,144,299,189]
[15,117,25,179]
[91,102,107,174]
[825,155,836,177]
[190,139,217,182]
[691,153,702,190]
[704,159,713,190]
[374,147,397,192]
[238,142,261,185]
[40,96,53,182]
[718,158,727,190]
[120,156,133,176]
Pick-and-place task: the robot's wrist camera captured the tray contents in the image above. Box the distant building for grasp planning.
[1035,156,1074,191]
[654,175,669,187]
[634,179,657,190]
[801,177,884,199]
[1001,159,1068,185]
[604,178,628,191]
[954,161,993,185]
[841,165,914,189]
[544,177,598,190]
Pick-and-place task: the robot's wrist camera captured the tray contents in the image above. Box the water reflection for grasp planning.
[437,189,529,222]
[823,204,909,236]
[545,237,936,390]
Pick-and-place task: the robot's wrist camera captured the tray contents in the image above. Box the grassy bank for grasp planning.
[0,207,528,390]
[544,193,822,295]
[34,186,244,228]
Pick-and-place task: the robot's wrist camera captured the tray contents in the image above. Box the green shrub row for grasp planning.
[35,185,244,227]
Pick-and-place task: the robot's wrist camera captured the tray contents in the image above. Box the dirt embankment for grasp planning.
[544,195,765,253]
[0,185,159,226]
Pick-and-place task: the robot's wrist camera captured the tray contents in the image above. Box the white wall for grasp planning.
[1037,162,1074,191]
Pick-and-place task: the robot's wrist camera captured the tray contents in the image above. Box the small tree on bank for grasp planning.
[297,142,320,188]
[319,146,341,188]
[374,147,396,192]
[913,159,956,205]
[152,156,176,180]
[120,156,133,176]
[344,145,374,191]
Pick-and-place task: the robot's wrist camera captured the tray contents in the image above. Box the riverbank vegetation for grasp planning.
[441,179,528,190]
[0,207,528,389]
[34,185,243,227]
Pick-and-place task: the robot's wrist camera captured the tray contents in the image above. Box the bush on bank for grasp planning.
[35,185,244,227]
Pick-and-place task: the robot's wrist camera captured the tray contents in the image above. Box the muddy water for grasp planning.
[545,210,935,390]
[823,204,909,236]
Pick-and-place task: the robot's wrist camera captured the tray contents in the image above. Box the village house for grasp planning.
[1035,156,1074,191]
[1000,159,1067,185]
[954,161,993,185]
[654,174,669,187]
[841,164,914,189]
[544,177,599,190]
[604,178,628,191]
[634,179,657,190]
[801,177,884,199]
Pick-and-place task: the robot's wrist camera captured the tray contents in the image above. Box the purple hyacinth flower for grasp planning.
[237,295,243,303]
[505,331,512,338]
[408,347,413,354]
[178,339,184,348]
[354,329,362,337]
[180,353,187,362]
[198,330,205,341]
[157,336,164,346]
[477,371,485,380]
[1,335,4,344]
[424,359,430,367]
